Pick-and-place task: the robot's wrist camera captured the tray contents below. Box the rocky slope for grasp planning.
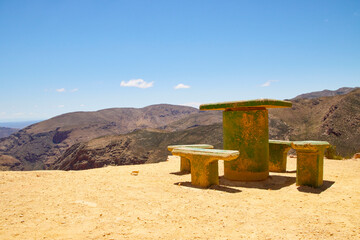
[51,117,291,171]
[51,125,223,170]
[0,104,198,170]
[0,154,21,171]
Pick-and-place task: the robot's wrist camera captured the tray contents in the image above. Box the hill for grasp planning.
[0,104,198,170]
[51,124,223,170]
[292,87,357,100]
[271,88,360,156]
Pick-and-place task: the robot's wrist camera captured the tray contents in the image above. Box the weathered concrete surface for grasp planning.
[199,99,292,111]
[269,140,292,172]
[167,144,214,172]
[171,148,239,188]
[223,109,269,181]
[200,99,292,181]
[292,141,330,188]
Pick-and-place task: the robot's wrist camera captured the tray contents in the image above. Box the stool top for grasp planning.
[291,141,330,151]
[292,141,330,147]
[167,144,214,152]
[269,140,292,146]
[200,99,292,111]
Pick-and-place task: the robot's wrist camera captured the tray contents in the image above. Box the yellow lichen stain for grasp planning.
[292,142,329,188]
[180,157,191,172]
[172,149,239,188]
[223,109,269,181]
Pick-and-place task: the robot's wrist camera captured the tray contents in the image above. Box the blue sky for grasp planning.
[0,0,359,122]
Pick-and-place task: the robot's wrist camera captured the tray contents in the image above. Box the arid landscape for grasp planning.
[1,156,359,239]
[0,88,359,239]
[0,88,359,171]
[1,2,359,239]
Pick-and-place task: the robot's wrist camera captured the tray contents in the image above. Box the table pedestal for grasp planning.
[223,108,269,181]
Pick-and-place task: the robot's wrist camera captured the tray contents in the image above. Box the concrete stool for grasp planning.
[291,141,330,188]
[269,140,292,172]
[171,148,239,188]
[167,144,214,172]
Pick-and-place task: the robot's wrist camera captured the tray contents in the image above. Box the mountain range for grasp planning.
[0,87,359,171]
[0,127,18,139]
[291,87,358,100]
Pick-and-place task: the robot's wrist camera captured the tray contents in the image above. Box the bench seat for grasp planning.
[171,147,239,188]
[167,144,214,172]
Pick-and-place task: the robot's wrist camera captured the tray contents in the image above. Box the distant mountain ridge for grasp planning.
[292,87,357,100]
[0,127,18,139]
[0,88,359,171]
[0,104,198,170]
[0,120,41,129]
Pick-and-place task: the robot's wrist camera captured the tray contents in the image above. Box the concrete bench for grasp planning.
[269,140,292,172]
[291,141,330,188]
[171,148,239,188]
[167,144,214,172]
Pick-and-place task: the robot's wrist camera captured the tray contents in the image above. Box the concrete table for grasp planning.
[291,141,330,188]
[200,99,292,181]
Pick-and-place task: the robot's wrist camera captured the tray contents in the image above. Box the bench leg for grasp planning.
[180,157,191,173]
[269,145,291,172]
[190,156,219,188]
[295,148,326,188]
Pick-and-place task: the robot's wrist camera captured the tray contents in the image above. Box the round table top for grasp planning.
[199,99,292,111]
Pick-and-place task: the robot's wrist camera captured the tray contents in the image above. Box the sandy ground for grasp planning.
[1,156,359,240]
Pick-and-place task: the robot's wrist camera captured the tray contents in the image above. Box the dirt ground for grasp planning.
[1,156,359,239]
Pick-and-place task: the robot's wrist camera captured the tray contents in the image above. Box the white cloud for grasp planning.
[260,80,279,87]
[56,88,66,92]
[80,104,86,107]
[71,88,79,92]
[58,105,65,108]
[174,83,190,89]
[0,112,6,116]
[120,79,154,88]
[181,102,201,108]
